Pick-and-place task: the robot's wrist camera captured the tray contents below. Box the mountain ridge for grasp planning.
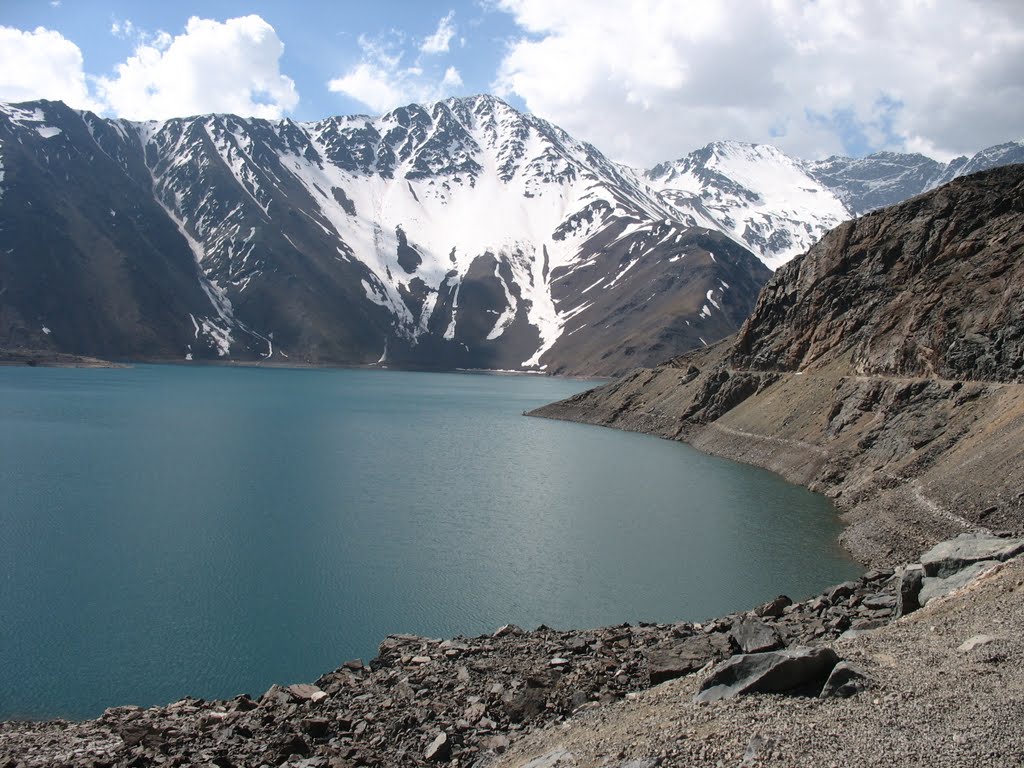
[1,94,1020,374]
[648,137,1024,267]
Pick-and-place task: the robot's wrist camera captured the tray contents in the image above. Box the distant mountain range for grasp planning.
[648,138,1024,269]
[0,95,1020,374]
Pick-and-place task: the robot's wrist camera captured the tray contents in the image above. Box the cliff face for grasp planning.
[532,166,1024,567]
[731,165,1024,382]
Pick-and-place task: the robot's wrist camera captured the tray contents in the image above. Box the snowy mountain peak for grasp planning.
[645,136,1023,269]
[647,140,850,270]
[34,94,711,371]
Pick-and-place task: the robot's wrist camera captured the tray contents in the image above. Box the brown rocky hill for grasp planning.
[731,164,1024,381]
[533,165,1024,567]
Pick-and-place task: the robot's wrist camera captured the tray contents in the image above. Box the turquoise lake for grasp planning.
[0,364,859,719]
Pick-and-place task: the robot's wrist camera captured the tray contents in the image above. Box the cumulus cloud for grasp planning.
[493,0,1024,165]
[421,11,456,54]
[96,15,298,120]
[0,26,101,110]
[328,32,463,114]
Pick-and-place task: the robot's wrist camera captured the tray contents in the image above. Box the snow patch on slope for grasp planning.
[277,99,665,365]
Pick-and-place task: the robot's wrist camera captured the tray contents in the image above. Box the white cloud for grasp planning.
[0,26,101,110]
[110,19,137,39]
[442,66,463,89]
[493,0,1024,165]
[328,32,463,114]
[96,15,298,120]
[421,11,456,54]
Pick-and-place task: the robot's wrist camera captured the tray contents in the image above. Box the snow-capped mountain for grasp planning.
[646,139,1024,269]
[0,95,1019,374]
[925,140,1024,191]
[0,96,766,374]
[804,151,945,215]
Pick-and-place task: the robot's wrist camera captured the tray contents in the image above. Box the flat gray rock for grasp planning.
[861,593,897,610]
[286,683,324,701]
[646,633,732,685]
[729,617,783,654]
[920,560,1000,605]
[920,533,1024,579]
[694,646,839,702]
[839,628,879,641]
[518,748,577,768]
[958,634,1000,652]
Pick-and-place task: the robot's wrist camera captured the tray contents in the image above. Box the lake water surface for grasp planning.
[0,365,859,719]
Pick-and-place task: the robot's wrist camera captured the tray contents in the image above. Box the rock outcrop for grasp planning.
[532,165,1024,566]
[919,532,1024,578]
[694,646,839,702]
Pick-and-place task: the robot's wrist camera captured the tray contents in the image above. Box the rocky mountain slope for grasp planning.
[0,95,1019,373]
[0,97,767,375]
[533,165,1024,566]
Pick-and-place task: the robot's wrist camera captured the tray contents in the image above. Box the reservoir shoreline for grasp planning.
[0,364,856,724]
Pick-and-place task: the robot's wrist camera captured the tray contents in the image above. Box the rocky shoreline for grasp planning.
[4,533,1019,767]
[528,360,1024,568]
[0,348,127,368]
[494,550,1024,768]
[0,569,899,767]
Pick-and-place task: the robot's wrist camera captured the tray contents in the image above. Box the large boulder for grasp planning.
[920,534,1024,579]
[694,646,839,703]
[424,731,451,762]
[819,660,870,699]
[825,581,858,603]
[754,595,792,618]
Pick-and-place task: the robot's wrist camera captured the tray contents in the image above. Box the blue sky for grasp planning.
[1,0,523,119]
[2,1,1022,166]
